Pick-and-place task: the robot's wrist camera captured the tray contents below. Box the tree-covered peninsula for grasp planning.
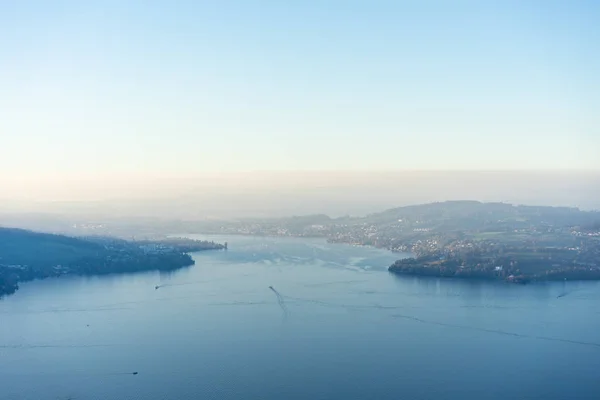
[0,228,224,297]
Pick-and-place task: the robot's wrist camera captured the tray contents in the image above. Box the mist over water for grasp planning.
[1,235,599,400]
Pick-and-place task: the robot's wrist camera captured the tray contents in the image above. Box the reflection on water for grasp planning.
[1,235,600,400]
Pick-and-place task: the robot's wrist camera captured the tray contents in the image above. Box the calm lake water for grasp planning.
[1,235,600,400]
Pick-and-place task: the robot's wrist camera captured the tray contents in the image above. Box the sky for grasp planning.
[1,1,599,200]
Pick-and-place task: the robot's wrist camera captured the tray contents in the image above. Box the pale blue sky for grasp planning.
[1,0,599,186]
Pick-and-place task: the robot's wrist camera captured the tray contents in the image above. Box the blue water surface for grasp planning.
[1,235,599,400]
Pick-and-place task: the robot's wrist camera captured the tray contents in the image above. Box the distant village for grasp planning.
[198,202,600,282]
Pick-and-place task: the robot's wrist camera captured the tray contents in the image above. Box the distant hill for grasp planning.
[353,201,596,230]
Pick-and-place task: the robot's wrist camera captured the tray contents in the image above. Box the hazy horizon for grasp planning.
[2,171,599,220]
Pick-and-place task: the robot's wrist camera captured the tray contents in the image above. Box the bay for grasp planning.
[1,235,599,400]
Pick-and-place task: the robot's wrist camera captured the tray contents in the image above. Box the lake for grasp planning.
[1,235,599,400]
